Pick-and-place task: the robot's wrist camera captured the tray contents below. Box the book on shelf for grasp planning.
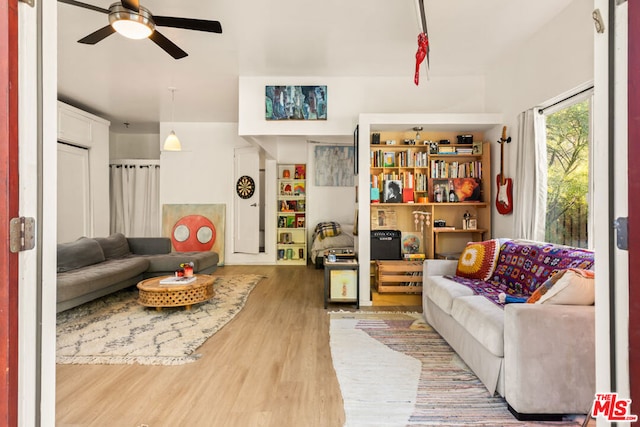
[383,180,402,203]
[403,253,426,261]
[402,188,414,203]
[295,164,306,179]
[159,276,197,285]
[438,146,457,154]
[293,182,305,196]
[383,152,396,167]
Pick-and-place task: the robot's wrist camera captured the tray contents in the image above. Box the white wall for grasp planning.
[159,122,279,265]
[239,75,487,136]
[109,132,160,160]
[484,0,594,238]
[275,136,356,245]
[238,75,489,263]
[305,140,356,235]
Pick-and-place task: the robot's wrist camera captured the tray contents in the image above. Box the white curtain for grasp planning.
[512,109,547,241]
[109,161,160,237]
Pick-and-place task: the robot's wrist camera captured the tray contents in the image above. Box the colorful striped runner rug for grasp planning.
[329,312,587,427]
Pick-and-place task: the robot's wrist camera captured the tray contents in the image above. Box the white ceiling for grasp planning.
[57,0,575,133]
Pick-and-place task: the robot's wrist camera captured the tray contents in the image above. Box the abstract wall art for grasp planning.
[162,204,225,265]
[265,85,327,120]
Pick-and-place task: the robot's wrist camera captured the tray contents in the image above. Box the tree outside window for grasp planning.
[544,99,590,248]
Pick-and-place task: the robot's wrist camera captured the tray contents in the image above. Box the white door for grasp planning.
[57,143,91,242]
[234,147,260,253]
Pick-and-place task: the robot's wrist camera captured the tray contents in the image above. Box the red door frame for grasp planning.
[629,0,640,411]
[0,0,19,426]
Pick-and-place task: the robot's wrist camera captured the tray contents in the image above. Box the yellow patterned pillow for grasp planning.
[455,239,500,281]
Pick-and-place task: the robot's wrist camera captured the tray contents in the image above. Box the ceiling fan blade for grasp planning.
[154,16,223,34]
[78,25,116,45]
[120,0,139,12]
[149,30,188,59]
[57,0,109,14]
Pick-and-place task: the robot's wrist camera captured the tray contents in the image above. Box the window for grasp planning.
[541,93,592,248]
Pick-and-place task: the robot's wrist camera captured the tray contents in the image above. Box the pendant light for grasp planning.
[164,87,182,151]
[413,126,423,141]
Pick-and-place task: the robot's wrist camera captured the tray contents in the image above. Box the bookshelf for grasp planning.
[369,132,492,261]
[356,113,503,305]
[277,164,307,265]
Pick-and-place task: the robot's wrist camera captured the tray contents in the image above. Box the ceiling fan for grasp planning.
[58,0,222,59]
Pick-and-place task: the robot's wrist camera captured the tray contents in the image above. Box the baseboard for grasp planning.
[507,404,566,421]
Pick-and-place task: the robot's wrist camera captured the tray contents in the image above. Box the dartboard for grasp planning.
[236,175,255,199]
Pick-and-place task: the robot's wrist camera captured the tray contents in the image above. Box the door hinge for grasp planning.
[614,217,628,251]
[10,217,36,253]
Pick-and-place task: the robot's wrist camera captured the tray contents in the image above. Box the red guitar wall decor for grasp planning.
[496,126,513,214]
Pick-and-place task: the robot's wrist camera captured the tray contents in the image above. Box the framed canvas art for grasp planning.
[265,85,327,120]
[162,204,225,265]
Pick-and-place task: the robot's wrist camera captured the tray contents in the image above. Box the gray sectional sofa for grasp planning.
[422,239,595,419]
[56,233,219,312]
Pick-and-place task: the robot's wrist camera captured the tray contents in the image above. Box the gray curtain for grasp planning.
[109,161,160,237]
[513,109,547,241]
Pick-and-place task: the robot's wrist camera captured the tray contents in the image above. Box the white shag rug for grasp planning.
[56,274,263,365]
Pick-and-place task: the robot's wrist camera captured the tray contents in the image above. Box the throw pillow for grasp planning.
[313,222,342,241]
[57,237,106,273]
[455,239,500,281]
[94,233,131,259]
[526,268,595,305]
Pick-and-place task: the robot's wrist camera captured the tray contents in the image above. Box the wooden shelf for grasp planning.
[369,131,492,259]
[433,228,488,234]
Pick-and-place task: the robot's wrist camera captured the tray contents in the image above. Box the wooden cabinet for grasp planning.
[369,131,491,261]
[277,164,307,265]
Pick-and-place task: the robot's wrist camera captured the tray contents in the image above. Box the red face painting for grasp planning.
[171,215,216,252]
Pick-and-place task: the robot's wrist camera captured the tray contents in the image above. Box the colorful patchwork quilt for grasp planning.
[446,240,595,306]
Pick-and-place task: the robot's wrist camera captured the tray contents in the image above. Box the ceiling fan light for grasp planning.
[163,131,182,151]
[109,3,154,39]
[111,20,152,39]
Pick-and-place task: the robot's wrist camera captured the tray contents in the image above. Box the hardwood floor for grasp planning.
[56,264,364,427]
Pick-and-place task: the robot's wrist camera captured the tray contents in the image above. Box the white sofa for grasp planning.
[421,239,596,419]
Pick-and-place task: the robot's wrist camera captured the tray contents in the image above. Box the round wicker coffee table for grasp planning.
[137,274,215,311]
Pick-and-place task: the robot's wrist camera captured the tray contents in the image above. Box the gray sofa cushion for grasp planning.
[127,237,171,255]
[143,251,219,273]
[57,237,106,273]
[426,275,475,315]
[56,257,149,302]
[94,233,131,259]
[450,295,505,357]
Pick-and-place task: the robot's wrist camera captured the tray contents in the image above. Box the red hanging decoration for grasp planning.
[414,32,429,86]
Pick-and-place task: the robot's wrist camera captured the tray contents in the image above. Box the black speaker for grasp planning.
[371,230,402,260]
